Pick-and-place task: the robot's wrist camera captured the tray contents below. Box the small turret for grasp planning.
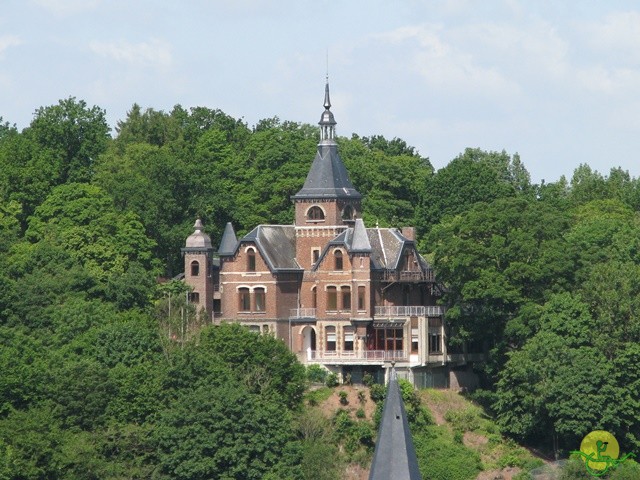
[185,219,213,249]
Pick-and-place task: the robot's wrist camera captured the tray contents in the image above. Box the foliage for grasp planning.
[306,364,328,384]
[325,372,339,388]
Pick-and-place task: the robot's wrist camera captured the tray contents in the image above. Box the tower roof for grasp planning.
[218,222,238,256]
[369,369,422,480]
[292,81,361,201]
[185,219,213,249]
[350,218,372,253]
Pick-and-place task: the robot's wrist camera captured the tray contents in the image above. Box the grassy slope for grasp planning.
[303,385,546,480]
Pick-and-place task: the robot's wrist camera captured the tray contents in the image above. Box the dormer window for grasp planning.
[190,260,200,276]
[247,248,256,272]
[307,206,325,221]
[334,250,343,270]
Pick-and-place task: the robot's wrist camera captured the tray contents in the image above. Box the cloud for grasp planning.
[33,0,101,15]
[0,35,22,58]
[89,39,173,68]
[374,24,521,98]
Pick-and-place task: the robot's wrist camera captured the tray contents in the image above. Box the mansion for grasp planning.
[182,83,480,387]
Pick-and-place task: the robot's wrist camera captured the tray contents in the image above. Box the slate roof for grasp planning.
[218,222,238,256]
[369,369,422,480]
[292,143,362,200]
[292,81,361,201]
[240,225,301,272]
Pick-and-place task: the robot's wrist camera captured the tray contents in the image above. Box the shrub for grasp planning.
[325,373,338,388]
[444,407,481,432]
[362,372,375,387]
[306,364,328,384]
[356,408,365,419]
[338,390,349,405]
[357,390,366,404]
[369,384,386,403]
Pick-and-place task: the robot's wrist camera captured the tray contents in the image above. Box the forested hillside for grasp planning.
[0,98,638,478]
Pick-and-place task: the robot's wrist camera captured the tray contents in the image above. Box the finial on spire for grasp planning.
[323,81,331,110]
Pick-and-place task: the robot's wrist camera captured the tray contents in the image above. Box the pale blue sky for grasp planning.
[2,1,640,183]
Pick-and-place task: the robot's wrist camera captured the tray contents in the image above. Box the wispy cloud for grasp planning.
[89,39,173,68]
[0,35,22,58]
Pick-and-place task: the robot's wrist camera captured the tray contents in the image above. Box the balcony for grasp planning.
[308,349,407,363]
[374,305,444,318]
[374,269,435,283]
[289,308,316,320]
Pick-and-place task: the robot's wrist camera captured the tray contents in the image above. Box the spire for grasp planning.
[351,218,372,253]
[218,222,238,256]
[369,368,422,480]
[292,81,361,200]
[319,79,336,143]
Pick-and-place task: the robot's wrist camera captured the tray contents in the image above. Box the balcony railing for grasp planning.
[308,350,407,363]
[374,305,444,318]
[374,269,435,283]
[289,308,316,319]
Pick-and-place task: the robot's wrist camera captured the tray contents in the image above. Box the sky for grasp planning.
[2,1,640,183]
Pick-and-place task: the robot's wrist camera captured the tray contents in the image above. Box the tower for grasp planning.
[182,219,215,320]
[291,81,362,270]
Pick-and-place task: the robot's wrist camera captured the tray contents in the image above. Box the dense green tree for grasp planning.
[417,148,530,238]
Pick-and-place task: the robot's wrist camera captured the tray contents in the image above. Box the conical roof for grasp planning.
[218,222,238,256]
[369,369,422,480]
[292,81,361,201]
[350,218,372,253]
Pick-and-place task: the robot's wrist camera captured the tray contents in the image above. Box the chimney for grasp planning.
[402,227,415,241]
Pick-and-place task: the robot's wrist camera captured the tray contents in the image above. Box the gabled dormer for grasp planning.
[292,81,362,227]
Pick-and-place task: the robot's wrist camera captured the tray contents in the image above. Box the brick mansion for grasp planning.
[181,82,480,387]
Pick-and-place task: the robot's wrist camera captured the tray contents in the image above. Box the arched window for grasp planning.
[247,248,256,272]
[190,260,200,276]
[254,287,265,312]
[327,286,337,310]
[307,206,325,221]
[326,326,336,351]
[341,286,351,310]
[239,287,250,312]
[342,205,354,220]
[311,286,317,309]
[334,250,343,270]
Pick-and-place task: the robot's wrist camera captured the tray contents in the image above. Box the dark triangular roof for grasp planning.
[350,218,372,253]
[369,369,422,480]
[218,222,238,256]
[292,81,361,201]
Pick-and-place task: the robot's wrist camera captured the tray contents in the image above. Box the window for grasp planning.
[334,250,343,270]
[341,286,351,311]
[190,260,200,276]
[311,287,317,309]
[254,287,265,312]
[312,248,320,265]
[344,327,354,351]
[247,248,256,272]
[357,286,366,310]
[248,325,260,334]
[189,292,200,304]
[326,326,336,351]
[327,286,337,310]
[411,317,419,353]
[307,206,325,221]
[342,205,354,220]
[429,333,442,353]
[239,288,251,312]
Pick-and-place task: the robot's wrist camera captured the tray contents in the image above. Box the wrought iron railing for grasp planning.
[374,305,444,317]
